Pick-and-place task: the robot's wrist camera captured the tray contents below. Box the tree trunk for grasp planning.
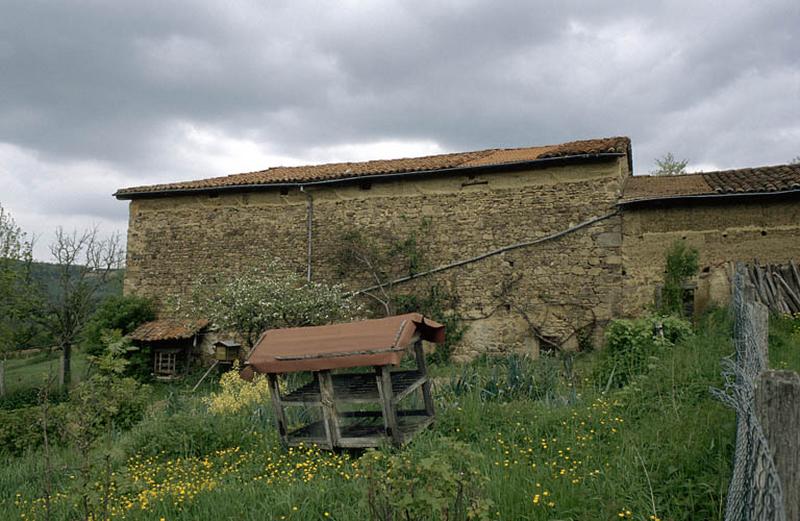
[59,343,71,389]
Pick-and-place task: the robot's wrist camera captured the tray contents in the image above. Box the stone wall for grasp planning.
[125,157,628,358]
[620,195,800,316]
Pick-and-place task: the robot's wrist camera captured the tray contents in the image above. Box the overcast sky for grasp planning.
[1,0,798,259]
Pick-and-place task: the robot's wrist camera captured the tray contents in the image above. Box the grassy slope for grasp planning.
[3,351,88,393]
[3,310,797,521]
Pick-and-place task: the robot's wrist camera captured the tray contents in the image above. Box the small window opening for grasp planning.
[208,193,219,199]
[760,230,767,236]
[279,187,289,195]
[155,351,178,376]
[360,181,372,191]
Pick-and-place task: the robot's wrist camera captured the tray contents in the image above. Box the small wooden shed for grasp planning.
[242,313,445,449]
[128,319,210,379]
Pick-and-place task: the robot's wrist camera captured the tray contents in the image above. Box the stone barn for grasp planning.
[114,136,800,359]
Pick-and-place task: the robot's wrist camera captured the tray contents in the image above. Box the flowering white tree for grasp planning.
[186,260,361,348]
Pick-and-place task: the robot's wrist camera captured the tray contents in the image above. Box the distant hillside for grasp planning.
[27,261,124,304]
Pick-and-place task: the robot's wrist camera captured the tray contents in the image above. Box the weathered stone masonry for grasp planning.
[118,139,800,358]
[124,158,627,358]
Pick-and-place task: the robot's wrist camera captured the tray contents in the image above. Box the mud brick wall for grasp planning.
[620,196,800,316]
[124,158,628,359]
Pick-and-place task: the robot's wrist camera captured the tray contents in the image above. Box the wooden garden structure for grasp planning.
[242,313,444,449]
[128,318,209,380]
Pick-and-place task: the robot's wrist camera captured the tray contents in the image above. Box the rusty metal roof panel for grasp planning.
[243,313,445,374]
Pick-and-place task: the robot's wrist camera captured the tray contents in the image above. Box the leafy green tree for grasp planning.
[651,152,689,176]
[0,203,35,396]
[82,295,155,356]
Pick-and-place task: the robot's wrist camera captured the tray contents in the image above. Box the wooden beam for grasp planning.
[267,373,288,448]
[318,370,341,448]
[756,370,800,521]
[414,340,435,417]
[376,365,401,446]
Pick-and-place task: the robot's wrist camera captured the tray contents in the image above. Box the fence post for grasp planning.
[755,370,800,521]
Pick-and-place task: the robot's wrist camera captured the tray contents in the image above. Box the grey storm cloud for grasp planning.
[0,0,798,258]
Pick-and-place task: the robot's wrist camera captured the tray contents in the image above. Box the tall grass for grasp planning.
[4,309,791,520]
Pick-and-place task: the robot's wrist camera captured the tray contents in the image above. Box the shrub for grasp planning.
[440,354,561,403]
[394,283,466,365]
[595,315,693,389]
[82,295,156,356]
[360,437,492,521]
[0,385,68,411]
[63,375,152,446]
[121,407,254,458]
[0,404,67,456]
[204,362,271,415]
[659,240,699,317]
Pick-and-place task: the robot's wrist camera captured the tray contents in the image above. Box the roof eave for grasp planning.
[114,152,625,200]
[617,188,800,207]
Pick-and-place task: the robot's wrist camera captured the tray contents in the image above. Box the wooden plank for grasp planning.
[337,436,384,448]
[776,273,800,312]
[267,374,288,448]
[392,375,427,404]
[755,370,800,521]
[274,345,407,361]
[318,370,341,448]
[414,340,435,417]
[790,260,800,289]
[376,365,401,446]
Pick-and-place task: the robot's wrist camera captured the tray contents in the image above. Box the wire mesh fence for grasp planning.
[710,264,786,521]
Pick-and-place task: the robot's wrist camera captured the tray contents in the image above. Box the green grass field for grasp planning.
[0,309,797,521]
[3,351,88,393]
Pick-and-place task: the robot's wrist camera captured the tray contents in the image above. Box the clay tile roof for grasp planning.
[128,319,210,342]
[115,136,630,198]
[620,163,800,205]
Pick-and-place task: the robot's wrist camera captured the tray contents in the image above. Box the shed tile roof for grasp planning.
[115,136,630,198]
[128,319,210,342]
[620,164,800,204]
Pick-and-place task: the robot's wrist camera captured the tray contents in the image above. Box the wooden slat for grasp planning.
[377,366,401,446]
[318,370,340,448]
[413,340,436,417]
[268,374,288,448]
[392,375,428,404]
[281,370,424,404]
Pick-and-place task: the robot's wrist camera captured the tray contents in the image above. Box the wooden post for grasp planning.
[318,370,340,449]
[376,365,401,446]
[267,374,288,448]
[413,340,435,417]
[755,370,800,521]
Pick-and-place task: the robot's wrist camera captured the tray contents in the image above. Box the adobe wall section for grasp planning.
[621,195,800,316]
[125,158,628,359]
